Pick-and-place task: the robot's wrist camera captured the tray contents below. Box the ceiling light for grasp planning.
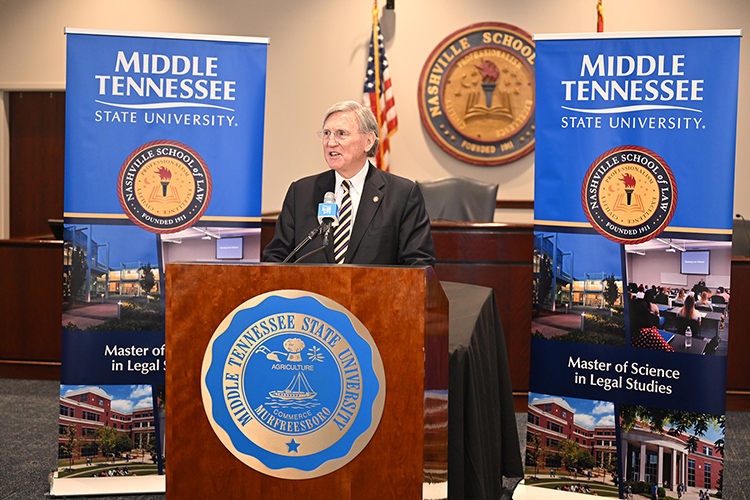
[194,227,220,239]
[656,238,686,252]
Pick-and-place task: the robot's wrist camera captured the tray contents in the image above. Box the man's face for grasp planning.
[321,111,375,178]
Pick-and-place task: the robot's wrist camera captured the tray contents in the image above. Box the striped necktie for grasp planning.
[333,180,352,264]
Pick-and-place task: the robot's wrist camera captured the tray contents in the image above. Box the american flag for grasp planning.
[363,2,397,171]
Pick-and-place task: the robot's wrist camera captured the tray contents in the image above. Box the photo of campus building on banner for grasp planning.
[525,393,724,498]
[621,419,723,496]
[533,232,626,346]
[62,225,163,331]
[525,394,619,495]
[57,385,161,478]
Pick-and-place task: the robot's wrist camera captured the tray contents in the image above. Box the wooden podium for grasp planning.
[165,263,448,499]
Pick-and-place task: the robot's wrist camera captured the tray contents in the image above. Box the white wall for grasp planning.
[626,247,733,290]
[0,0,748,232]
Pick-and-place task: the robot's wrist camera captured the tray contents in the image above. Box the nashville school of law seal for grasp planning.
[418,22,536,166]
[117,140,212,234]
[582,145,677,245]
[201,291,385,479]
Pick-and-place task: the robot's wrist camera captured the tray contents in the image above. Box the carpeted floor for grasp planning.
[2,378,749,499]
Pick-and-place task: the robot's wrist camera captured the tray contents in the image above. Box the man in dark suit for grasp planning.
[262,101,435,266]
[654,286,669,305]
[692,279,709,298]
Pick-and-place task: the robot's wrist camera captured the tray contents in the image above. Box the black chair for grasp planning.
[703,335,721,355]
[416,177,498,222]
[710,295,726,304]
[654,294,669,305]
[696,304,713,312]
[675,316,701,338]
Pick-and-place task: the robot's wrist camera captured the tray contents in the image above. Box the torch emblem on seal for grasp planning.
[620,173,636,205]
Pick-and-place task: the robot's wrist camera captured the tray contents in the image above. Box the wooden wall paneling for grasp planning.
[9,91,65,239]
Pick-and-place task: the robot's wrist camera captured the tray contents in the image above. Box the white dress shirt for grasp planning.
[334,160,369,227]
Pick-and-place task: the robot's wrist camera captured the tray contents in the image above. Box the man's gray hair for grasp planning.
[322,101,380,157]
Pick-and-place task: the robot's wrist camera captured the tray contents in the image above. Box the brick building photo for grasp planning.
[57,385,161,478]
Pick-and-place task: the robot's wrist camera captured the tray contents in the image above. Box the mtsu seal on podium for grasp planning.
[582,145,677,244]
[201,290,385,479]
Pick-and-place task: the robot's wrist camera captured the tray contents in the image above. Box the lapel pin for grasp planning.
[373,196,379,202]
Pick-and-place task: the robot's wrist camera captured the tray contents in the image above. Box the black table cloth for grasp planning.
[443,281,523,500]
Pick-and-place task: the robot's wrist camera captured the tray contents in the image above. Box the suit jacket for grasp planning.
[262,164,435,266]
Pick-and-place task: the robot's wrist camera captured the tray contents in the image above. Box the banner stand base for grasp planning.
[49,474,165,497]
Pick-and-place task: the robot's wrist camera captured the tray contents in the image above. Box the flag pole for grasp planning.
[372,0,384,169]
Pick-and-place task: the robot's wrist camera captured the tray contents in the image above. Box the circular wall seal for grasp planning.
[117,140,212,234]
[418,22,536,166]
[582,145,677,244]
[201,290,385,479]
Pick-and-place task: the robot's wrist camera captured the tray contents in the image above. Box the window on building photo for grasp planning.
[688,458,696,487]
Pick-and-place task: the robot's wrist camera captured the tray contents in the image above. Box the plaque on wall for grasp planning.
[418,22,536,166]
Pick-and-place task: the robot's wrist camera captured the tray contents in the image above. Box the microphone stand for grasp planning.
[294,220,333,262]
[282,226,322,263]
[296,245,327,263]
[322,223,333,246]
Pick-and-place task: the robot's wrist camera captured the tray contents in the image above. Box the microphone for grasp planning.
[736,213,750,256]
[281,193,338,263]
[317,191,339,246]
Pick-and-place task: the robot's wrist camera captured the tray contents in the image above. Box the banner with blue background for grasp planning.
[54,29,267,494]
[527,31,739,497]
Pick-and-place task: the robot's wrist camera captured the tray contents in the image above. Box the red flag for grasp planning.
[363,1,397,171]
[597,0,604,32]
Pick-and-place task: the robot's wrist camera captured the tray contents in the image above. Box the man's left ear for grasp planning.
[365,132,376,152]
